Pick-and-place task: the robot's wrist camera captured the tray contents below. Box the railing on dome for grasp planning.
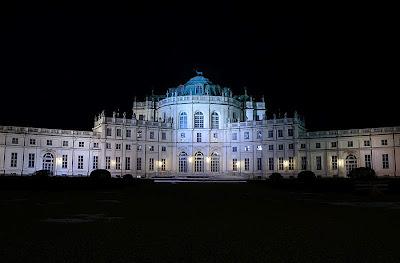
[157,95,241,108]
[301,126,400,138]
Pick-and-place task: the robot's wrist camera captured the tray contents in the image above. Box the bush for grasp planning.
[90,169,111,180]
[297,170,316,182]
[347,167,376,180]
[269,172,283,181]
[123,174,133,180]
[32,169,52,179]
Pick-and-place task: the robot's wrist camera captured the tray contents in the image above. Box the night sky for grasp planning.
[1,3,397,131]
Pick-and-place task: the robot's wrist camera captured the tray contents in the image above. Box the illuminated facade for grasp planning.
[1,73,400,178]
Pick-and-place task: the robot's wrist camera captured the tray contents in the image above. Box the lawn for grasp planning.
[1,183,400,262]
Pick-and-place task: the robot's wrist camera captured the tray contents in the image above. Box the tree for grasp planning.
[347,167,376,180]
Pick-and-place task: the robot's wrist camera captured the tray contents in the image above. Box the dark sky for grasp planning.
[1,3,398,131]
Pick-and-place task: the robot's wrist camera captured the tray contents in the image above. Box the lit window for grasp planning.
[179,112,188,129]
[244,146,250,152]
[257,145,262,151]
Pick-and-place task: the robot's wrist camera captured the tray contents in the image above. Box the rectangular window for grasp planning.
[288,129,294,137]
[232,133,237,140]
[162,132,166,140]
[278,130,283,137]
[331,142,337,148]
[47,140,52,146]
[137,130,142,138]
[257,130,262,139]
[93,156,98,170]
[116,143,121,150]
[161,146,166,152]
[139,114,144,120]
[331,156,338,170]
[137,158,142,171]
[197,133,202,142]
[180,133,185,138]
[63,141,68,147]
[278,157,284,170]
[78,155,84,169]
[301,156,307,170]
[150,131,155,139]
[316,143,321,148]
[244,132,250,140]
[213,133,218,139]
[106,128,112,136]
[269,145,274,151]
[257,158,262,171]
[116,129,121,137]
[269,158,274,171]
[62,155,68,169]
[10,153,17,167]
[381,139,388,146]
[364,140,370,147]
[348,141,353,147]
[244,146,250,152]
[28,153,35,168]
[30,138,36,145]
[126,144,131,150]
[106,156,111,169]
[257,145,262,151]
[268,130,274,138]
[300,143,306,149]
[137,145,142,151]
[93,142,99,148]
[149,145,154,151]
[278,144,284,150]
[12,138,18,144]
[365,154,371,168]
[126,129,131,138]
[115,157,121,170]
[382,154,389,169]
[288,157,294,170]
[149,158,154,171]
[233,158,238,171]
[161,159,166,171]
[244,158,250,171]
[288,143,294,150]
[125,157,131,170]
[316,156,322,170]
[79,142,84,148]
[106,143,111,149]
[232,146,237,152]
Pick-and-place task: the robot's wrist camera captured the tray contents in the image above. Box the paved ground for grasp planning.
[1,183,400,262]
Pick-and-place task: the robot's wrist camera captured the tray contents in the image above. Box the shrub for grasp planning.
[32,169,52,179]
[347,167,376,180]
[269,172,283,181]
[90,169,111,180]
[297,170,316,182]
[123,174,134,180]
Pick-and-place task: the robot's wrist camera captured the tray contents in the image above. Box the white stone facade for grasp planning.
[1,74,400,178]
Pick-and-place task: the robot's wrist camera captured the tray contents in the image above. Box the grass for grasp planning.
[1,183,400,262]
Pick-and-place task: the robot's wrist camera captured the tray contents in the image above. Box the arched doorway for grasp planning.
[210,152,220,172]
[346,155,357,174]
[178,152,188,173]
[194,152,204,173]
[42,153,54,173]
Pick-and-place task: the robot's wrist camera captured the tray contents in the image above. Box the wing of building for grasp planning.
[1,73,400,178]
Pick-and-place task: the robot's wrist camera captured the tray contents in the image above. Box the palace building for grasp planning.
[1,73,399,178]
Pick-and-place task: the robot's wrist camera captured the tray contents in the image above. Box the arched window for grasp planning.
[211,112,219,129]
[42,153,54,172]
[194,111,204,128]
[179,152,188,173]
[210,152,220,172]
[179,112,187,129]
[346,155,357,174]
[194,152,204,172]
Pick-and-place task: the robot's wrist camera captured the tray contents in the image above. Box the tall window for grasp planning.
[345,155,357,174]
[268,130,274,138]
[331,156,338,170]
[288,129,294,137]
[116,129,121,137]
[210,153,220,172]
[42,153,54,171]
[28,153,35,168]
[257,131,262,139]
[197,133,202,142]
[301,156,307,170]
[115,157,121,170]
[125,157,131,170]
[78,156,84,169]
[179,112,188,128]
[211,112,219,129]
[126,129,131,138]
[161,159,166,171]
[162,132,166,140]
[93,156,98,170]
[106,128,112,136]
[137,130,142,138]
[149,158,154,171]
[257,158,262,171]
[194,152,204,172]
[62,155,68,169]
[278,157,284,170]
[381,139,388,146]
[244,158,250,171]
[149,131,154,139]
[179,152,188,173]
[382,154,389,169]
[269,158,274,171]
[137,158,142,171]
[194,112,204,128]
[316,156,322,170]
[361,154,371,168]
[106,156,111,169]
[244,131,250,140]
[278,130,283,137]
[232,133,237,140]
[348,141,353,147]
[233,158,238,171]
[288,157,294,170]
